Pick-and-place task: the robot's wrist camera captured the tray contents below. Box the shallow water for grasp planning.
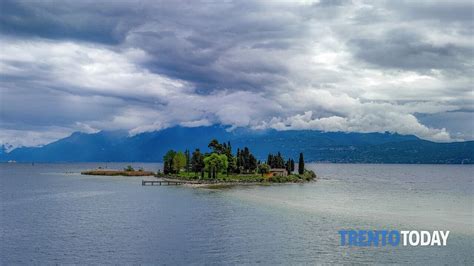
[1,163,473,264]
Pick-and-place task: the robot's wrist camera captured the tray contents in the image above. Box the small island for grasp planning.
[81,166,155,177]
[82,139,316,185]
[158,139,316,184]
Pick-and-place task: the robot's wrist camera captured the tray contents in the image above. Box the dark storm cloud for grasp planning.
[0,0,141,44]
[119,1,307,92]
[314,0,352,7]
[386,0,474,22]
[350,30,472,71]
[0,0,303,91]
[0,0,353,92]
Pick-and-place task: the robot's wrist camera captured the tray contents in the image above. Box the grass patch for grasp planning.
[163,169,317,183]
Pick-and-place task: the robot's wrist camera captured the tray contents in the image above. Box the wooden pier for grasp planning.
[141,178,224,186]
[141,179,203,186]
[142,180,182,186]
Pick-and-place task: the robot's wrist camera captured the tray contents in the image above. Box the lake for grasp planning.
[1,163,472,264]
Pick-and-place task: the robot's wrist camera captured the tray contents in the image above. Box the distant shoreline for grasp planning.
[2,161,473,165]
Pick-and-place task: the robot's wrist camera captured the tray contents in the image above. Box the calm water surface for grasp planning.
[1,163,473,264]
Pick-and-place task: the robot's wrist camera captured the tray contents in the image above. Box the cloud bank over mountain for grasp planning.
[0,0,472,149]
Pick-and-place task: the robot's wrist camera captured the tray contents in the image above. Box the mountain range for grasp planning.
[1,126,472,164]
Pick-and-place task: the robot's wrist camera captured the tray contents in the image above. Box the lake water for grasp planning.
[1,163,473,264]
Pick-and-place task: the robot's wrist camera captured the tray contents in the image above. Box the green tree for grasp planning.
[298,152,305,175]
[258,163,270,176]
[267,152,285,169]
[163,150,176,174]
[208,139,224,154]
[204,153,228,179]
[173,152,187,174]
[184,149,190,174]
[223,141,235,175]
[276,152,285,168]
[286,159,292,174]
[248,153,257,173]
[191,149,205,176]
[267,154,273,168]
[235,146,258,173]
[227,154,236,175]
[236,148,242,173]
[229,156,237,175]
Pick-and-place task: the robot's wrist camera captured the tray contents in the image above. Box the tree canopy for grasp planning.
[173,152,186,173]
[298,152,305,175]
[204,153,228,179]
[162,139,306,180]
[191,148,204,174]
[163,150,177,174]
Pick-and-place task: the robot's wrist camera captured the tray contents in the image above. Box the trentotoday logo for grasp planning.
[339,230,450,247]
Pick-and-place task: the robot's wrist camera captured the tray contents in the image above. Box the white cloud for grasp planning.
[0,38,189,99]
[0,127,74,151]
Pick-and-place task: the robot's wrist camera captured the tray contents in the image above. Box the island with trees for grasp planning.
[157,139,316,184]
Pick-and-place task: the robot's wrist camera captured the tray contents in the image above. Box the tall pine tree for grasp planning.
[184,149,190,174]
[191,149,204,176]
[298,153,304,175]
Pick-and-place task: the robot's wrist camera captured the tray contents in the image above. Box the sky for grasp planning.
[0,0,473,150]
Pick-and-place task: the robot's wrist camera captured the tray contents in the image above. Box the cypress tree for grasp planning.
[276,152,284,168]
[286,159,292,174]
[236,148,241,169]
[163,150,176,175]
[298,153,304,175]
[185,149,190,174]
[191,149,204,175]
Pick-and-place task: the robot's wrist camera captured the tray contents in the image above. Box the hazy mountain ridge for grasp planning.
[1,126,472,164]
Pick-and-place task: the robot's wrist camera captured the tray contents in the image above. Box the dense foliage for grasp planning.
[298,153,305,175]
[161,139,311,182]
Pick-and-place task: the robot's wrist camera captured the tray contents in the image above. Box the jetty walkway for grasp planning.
[141,178,219,186]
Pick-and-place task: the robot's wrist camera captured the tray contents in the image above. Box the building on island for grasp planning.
[269,168,288,177]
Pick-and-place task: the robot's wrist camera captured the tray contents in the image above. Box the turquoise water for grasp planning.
[1,163,473,264]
